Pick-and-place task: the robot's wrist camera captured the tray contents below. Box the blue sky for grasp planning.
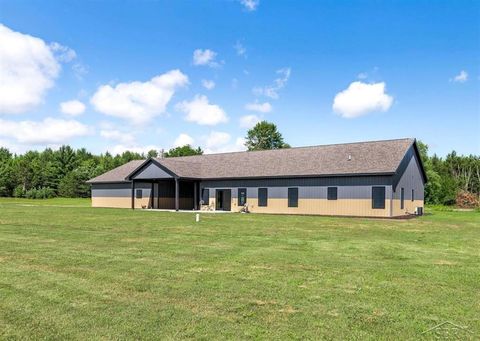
[0,0,478,156]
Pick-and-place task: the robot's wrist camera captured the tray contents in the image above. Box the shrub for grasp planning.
[455,191,479,209]
[13,185,25,198]
[25,187,56,199]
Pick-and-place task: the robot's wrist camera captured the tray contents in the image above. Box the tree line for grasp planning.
[418,142,479,206]
[0,120,478,206]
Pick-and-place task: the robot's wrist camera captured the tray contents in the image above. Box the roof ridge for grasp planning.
[155,137,414,160]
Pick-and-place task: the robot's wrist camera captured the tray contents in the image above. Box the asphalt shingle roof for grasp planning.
[87,138,415,183]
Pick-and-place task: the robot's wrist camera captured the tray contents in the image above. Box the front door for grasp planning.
[216,189,231,211]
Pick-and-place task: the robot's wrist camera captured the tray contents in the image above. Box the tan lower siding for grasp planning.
[228,198,392,217]
[93,196,422,217]
[92,197,134,208]
[92,197,193,210]
[391,199,424,217]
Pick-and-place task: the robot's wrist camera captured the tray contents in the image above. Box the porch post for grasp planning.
[175,178,179,211]
[150,182,154,209]
[193,181,198,210]
[131,180,135,209]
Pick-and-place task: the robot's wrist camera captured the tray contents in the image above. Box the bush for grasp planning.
[455,191,479,209]
[25,187,55,199]
[13,185,25,198]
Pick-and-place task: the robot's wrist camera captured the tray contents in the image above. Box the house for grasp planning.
[86,138,427,217]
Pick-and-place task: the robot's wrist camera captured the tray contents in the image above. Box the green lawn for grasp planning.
[0,199,478,339]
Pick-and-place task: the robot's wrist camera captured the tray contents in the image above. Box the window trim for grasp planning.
[372,186,386,209]
[135,189,142,199]
[288,187,298,207]
[327,187,338,201]
[258,188,268,207]
[238,188,247,206]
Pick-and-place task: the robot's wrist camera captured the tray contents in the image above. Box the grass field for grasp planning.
[0,199,478,339]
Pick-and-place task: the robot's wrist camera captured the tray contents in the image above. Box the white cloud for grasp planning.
[253,67,291,99]
[234,40,247,57]
[201,79,216,90]
[239,114,260,128]
[49,42,76,62]
[245,101,272,113]
[90,69,188,125]
[60,100,86,116]
[332,81,394,118]
[0,118,90,144]
[451,70,468,83]
[193,49,219,67]
[100,129,135,145]
[174,133,195,147]
[357,72,368,80]
[0,24,60,114]
[205,131,231,149]
[176,95,228,125]
[204,136,246,154]
[109,144,161,156]
[240,0,259,11]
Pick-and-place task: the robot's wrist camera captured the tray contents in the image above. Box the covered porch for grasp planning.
[127,158,202,211]
[130,178,201,211]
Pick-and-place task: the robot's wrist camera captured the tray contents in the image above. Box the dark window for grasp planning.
[327,187,338,200]
[258,188,268,207]
[401,188,405,209]
[288,188,298,207]
[238,188,247,206]
[412,189,414,202]
[201,188,209,204]
[372,186,385,209]
[135,189,142,199]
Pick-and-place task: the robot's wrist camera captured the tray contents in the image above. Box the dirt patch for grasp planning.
[434,260,457,265]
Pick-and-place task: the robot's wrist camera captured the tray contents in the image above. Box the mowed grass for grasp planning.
[0,199,478,340]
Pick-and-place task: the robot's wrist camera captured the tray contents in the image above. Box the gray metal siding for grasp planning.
[201,183,392,200]
[91,182,151,198]
[201,175,392,189]
[131,162,173,180]
[393,155,425,200]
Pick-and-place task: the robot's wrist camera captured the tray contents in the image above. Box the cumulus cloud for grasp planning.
[0,118,90,144]
[204,135,246,154]
[176,95,228,125]
[239,114,261,128]
[332,81,393,118]
[253,67,291,99]
[0,24,61,114]
[201,79,216,90]
[60,100,85,116]
[451,70,468,83]
[108,144,162,156]
[174,133,195,147]
[205,131,231,149]
[193,49,219,67]
[90,69,188,124]
[245,101,272,113]
[100,129,136,145]
[240,0,259,11]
